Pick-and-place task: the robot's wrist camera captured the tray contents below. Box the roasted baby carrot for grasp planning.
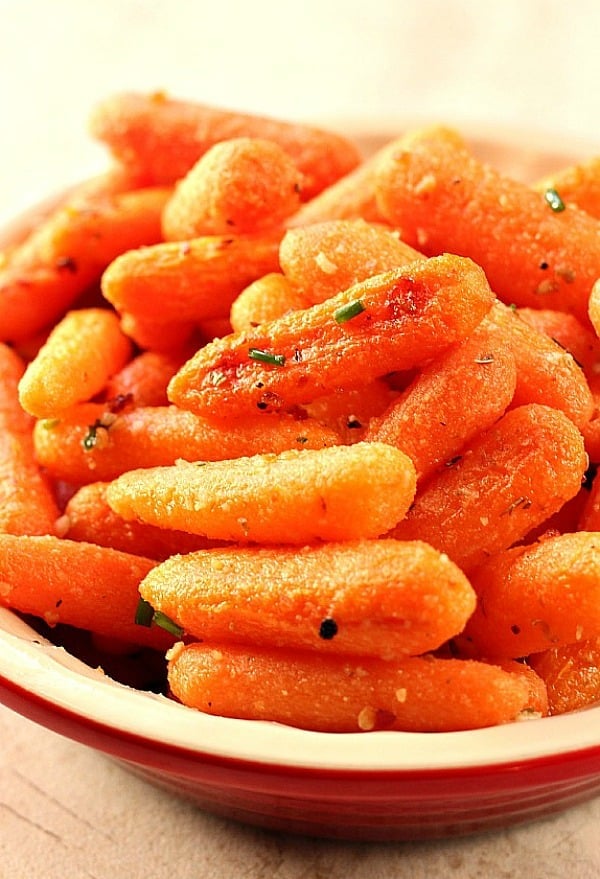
[462,532,600,658]
[0,343,33,433]
[103,350,186,408]
[529,637,600,714]
[18,309,132,418]
[304,379,397,444]
[288,127,467,228]
[390,404,587,572]
[107,442,416,544]
[0,533,172,649]
[33,403,339,484]
[0,432,61,535]
[516,306,600,379]
[365,324,517,481]
[279,218,422,304]
[375,128,600,324]
[168,254,495,418]
[89,91,362,199]
[167,642,536,732]
[1,187,170,343]
[485,301,593,428]
[101,232,282,326]
[141,538,475,659]
[229,273,310,333]
[162,137,303,239]
[64,482,225,560]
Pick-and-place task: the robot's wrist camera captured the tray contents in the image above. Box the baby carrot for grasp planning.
[485,301,593,429]
[162,137,303,239]
[103,350,186,408]
[463,532,600,658]
[304,378,397,444]
[89,91,362,199]
[229,273,310,333]
[390,404,587,572]
[288,127,467,228]
[64,482,225,560]
[101,232,282,325]
[535,155,600,219]
[375,128,600,324]
[279,218,422,304]
[141,538,475,659]
[516,306,600,379]
[0,432,61,535]
[107,442,417,544]
[0,533,172,650]
[167,642,535,732]
[1,187,170,343]
[168,254,495,418]
[18,309,132,418]
[365,324,517,481]
[33,403,339,484]
[119,311,199,354]
[0,343,33,433]
[529,637,600,715]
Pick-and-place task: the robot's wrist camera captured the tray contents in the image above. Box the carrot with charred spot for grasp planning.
[168,253,495,418]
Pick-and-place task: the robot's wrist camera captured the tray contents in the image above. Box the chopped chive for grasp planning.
[40,418,61,430]
[544,188,566,213]
[82,422,100,450]
[248,348,286,366]
[152,610,184,638]
[334,299,366,324]
[135,596,154,627]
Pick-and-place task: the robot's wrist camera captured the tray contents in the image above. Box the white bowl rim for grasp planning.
[2,606,600,773]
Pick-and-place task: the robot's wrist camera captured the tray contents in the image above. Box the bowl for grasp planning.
[1,125,600,842]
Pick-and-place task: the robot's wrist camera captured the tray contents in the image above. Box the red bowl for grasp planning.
[1,125,599,841]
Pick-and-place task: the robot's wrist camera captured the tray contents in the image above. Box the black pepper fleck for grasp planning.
[319,618,338,640]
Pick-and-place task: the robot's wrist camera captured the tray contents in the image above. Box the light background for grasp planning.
[1,2,600,877]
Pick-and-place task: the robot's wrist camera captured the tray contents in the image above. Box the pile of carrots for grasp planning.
[2,91,600,733]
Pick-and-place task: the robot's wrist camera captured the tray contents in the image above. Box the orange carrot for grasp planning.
[101,232,282,326]
[18,309,132,418]
[229,273,310,333]
[288,127,467,228]
[167,642,536,732]
[1,187,170,343]
[0,533,172,649]
[141,539,475,659]
[462,532,600,658]
[529,637,600,714]
[64,482,226,560]
[107,442,417,544]
[33,402,339,484]
[0,343,33,433]
[485,301,593,429]
[366,323,517,481]
[89,91,362,199]
[279,218,422,304]
[390,404,587,572]
[103,350,186,408]
[516,306,600,379]
[162,137,303,239]
[375,128,600,324]
[304,379,397,444]
[168,254,495,418]
[0,432,61,535]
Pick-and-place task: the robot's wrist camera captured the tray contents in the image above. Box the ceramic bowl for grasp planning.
[1,125,599,841]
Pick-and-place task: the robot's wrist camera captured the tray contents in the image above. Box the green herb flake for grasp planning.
[544,188,566,213]
[134,596,155,627]
[152,610,184,638]
[248,348,286,366]
[40,418,61,430]
[334,299,366,324]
